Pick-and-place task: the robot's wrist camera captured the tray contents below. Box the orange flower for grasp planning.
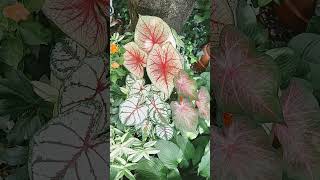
[111,62,120,69]
[3,3,30,22]
[110,43,119,54]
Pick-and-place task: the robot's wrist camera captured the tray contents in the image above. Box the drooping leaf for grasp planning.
[155,140,183,169]
[196,86,210,120]
[134,15,173,52]
[173,70,197,99]
[198,143,210,178]
[60,57,107,131]
[171,99,198,132]
[119,95,148,126]
[29,102,107,180]
[123,42,147,78]
[288,33,320,64]
[213,26,283,123]
[42,0,108,54]
[155,124,174,140]
[213,116,282,180]
[146,43,182,97]
[175,135,195,161]
[272,78,320,179]
[146,94,171,124]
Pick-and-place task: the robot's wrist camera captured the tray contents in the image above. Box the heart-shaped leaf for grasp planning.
[196,86,210,120]
[173,70,197,99]
[60,57,107,131]
[155,140,183,169]
[126,74,145,89]
[155,124,174,141]
[146,94,171,124]
[171,99,198,132]
[42,0,108,54]
[213,26,283,123]
[146,43,182,97]
[123,42,147,78]
[272,78,320,179]
[119,95,148,126]
[128,81,150,99]
[29,102,107,180]
[134,15,173,52]
[213,116,282,180]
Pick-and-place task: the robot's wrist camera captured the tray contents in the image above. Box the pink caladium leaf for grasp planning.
[272,78,320,179]
[213,25,283,123]
[196,86,210,120]
[134,15,174,52]
[123,42,147,78]
[147,43,182,97]
[42,0,108,54]
[171,99,198,132]
[213,117,282,180]
[174,70,197,99]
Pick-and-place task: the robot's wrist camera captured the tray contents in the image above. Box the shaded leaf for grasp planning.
[196,86,210,120]
[135,158,168,180]
[213,116,282,180]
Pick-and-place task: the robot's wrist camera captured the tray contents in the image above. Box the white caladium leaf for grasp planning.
[146,43,182,97]
[29,102,107,180]
[149,85,169,101]
[42,0,108,54]
[171,99,198,132]
[146,94,171,124]
[141,119,153,140]
[174,70,197,99]
[60,57,107,131]
[196,86,210,120]
[155,124,174,140]
[123,42,147,78]
[126,74,144,89]
[134,15,173,52]
[119,95,148,126]
[213,117,282,180]
[50,38,87,80]
[272,78,320,179]
[128,81,151,99]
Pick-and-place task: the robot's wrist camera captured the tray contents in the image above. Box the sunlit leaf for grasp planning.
[119,95,148,126]
[146,94,171,124]
[155,124,174,140]
[146,43,182,97]
[174,70,197,99]
[123,42,147,78]
[171,99,198,132]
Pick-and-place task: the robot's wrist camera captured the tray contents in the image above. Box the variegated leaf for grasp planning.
[174,70,197,99]
[123,42,147,78]
[155,124,174,140]
[119,95,148,126]
[171,99,198,132]
[146,94,171,124]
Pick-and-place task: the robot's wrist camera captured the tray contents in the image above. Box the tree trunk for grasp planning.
[129,0,197,32]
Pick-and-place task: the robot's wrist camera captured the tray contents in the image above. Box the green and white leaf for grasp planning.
[119,95,148,126]
[126,74,144,89]
[146,94,171,124]
[155,124,174,140]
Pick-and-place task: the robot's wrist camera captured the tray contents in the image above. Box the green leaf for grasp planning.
[31,81,59,103]
[192,136,209,165]
[19,21,51,45]
[6,165,28,180]
[24,0,45,12]
[124,169,136,180]
[306,16,320,34]
[175,135,195,160]
[167,168,182,180]
[155,140,183,169]
[241,23,269,46]
[309,63,320,90]
[257,0,272,7]
[0,146,28,166]
[198,146,210,178]
[236,0,257,29]
[288,33,320,64]
[0,36,23,68]
[135,158,168,180]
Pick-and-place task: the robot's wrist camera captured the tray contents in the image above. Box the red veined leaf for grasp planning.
[195,86,210,120]
[42,0,108,54]
[171,99,198,132]
[213,116,282,180]
[119,95,148,126]
[272,78,320,179]
[60,57,107,131]
[146,94,171,125]
[146,43,182,97]
[123,42,147,78]
[174,70,197,99]
[211,0,235,49]
[155,124,174,140]
[213,26,283,123]
[29,102,107,180]
[134,15,174,52]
